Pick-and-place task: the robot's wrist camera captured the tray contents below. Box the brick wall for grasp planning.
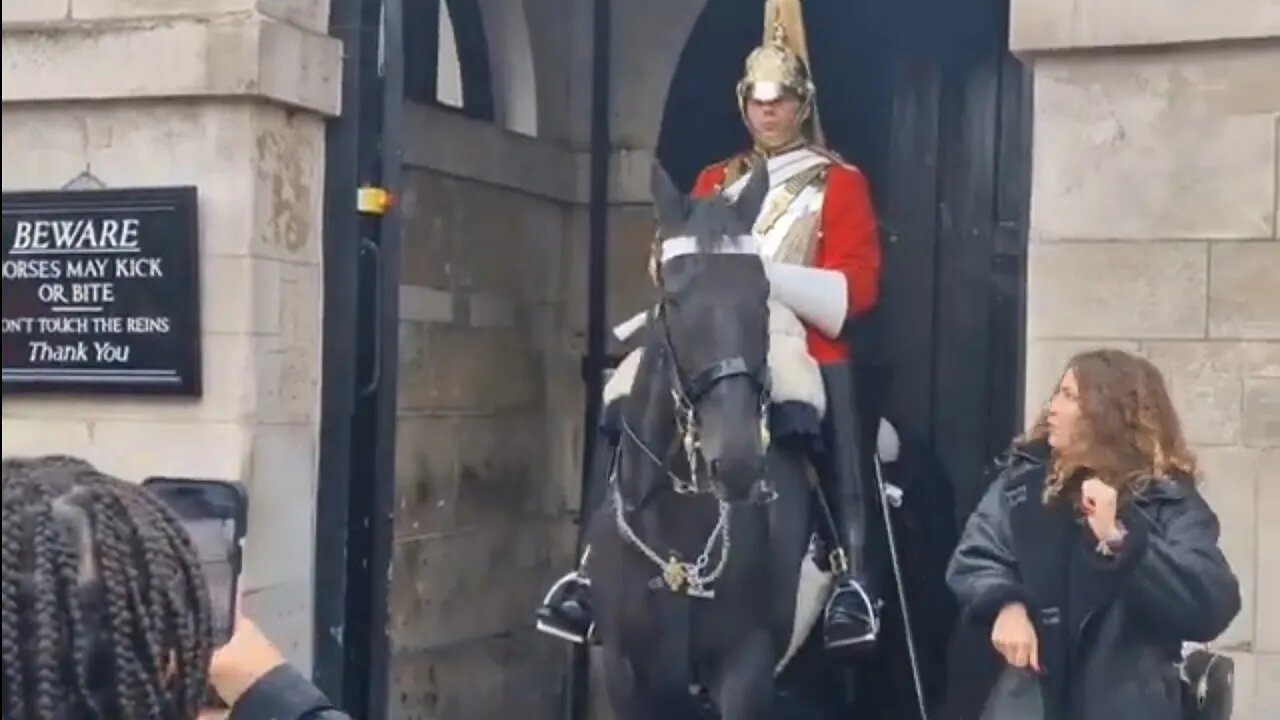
[1014,1,1280,715]
[0,0,338,669]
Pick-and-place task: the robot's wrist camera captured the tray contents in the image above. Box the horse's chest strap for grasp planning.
[613,483,731,600]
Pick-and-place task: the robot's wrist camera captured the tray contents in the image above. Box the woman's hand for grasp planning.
[991,602,1040,672]
[207,614,287,709]
[1081,477,1122,543]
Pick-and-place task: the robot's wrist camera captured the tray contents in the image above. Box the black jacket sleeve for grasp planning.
[946,469,1027,631]
[228,664,353,720]
[1114,485,1241,643]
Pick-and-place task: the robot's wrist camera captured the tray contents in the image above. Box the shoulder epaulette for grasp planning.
[717,152,759,191]
[810,146,860,173]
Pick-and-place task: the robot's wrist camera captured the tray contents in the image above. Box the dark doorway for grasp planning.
[657,0,1029,529]
[656,1,1030,717]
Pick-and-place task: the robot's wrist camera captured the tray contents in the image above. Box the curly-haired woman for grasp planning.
[947,349,1240,720]
[1,455,352,720]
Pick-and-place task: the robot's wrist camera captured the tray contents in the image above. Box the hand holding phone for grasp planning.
[142,478,248,646]
[207,614,288,707]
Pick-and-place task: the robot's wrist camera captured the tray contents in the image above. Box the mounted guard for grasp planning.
[537,0,884,653]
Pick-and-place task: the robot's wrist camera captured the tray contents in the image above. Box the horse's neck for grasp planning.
[622,342,679,480]
[624,338,668,428]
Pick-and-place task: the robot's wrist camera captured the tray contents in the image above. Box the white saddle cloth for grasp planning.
[601,302,828,675]
[602,301,826,418]
[776,419,903,674]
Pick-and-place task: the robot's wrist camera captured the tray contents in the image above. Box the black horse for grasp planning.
[588,164,817,719]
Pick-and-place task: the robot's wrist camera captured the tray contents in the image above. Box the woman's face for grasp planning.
[1047,368,1084,451]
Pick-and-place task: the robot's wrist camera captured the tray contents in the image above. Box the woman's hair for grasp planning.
[1,455,212,720]
[1018,349,1198,502]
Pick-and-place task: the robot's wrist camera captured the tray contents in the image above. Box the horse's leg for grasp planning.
[601,642,637,718]
[711,631,775,720]
[602,643,671,720]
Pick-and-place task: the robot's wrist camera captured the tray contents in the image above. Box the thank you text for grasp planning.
[2,187,201,395]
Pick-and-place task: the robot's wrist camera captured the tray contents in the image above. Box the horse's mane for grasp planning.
[683,194,752,255]
[696,233,749,254]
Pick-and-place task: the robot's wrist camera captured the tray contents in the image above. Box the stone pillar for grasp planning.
[1013,2,1280,716]
[1,0,340,670]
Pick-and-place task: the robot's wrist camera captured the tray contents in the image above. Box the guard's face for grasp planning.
[745,91,804,150]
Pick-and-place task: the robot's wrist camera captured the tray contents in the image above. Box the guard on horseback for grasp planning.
[537,0,884,653]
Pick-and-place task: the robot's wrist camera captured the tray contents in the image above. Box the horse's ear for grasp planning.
[733,165,770,227]
[650,163,687,234]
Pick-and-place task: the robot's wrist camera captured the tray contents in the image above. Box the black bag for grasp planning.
[1181,649,1233,720]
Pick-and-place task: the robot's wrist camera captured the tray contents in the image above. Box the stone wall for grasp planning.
[387,104,573,719]
[379,0,689,711]
[383,108,667,719]
[0,0,339,670]
[1014,1,1280,716]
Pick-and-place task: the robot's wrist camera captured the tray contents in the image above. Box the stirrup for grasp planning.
[534,571,595,644]
[823,579,881,649]
[535,615,596,645]
[542,569,591,600]
[539,546,592,604]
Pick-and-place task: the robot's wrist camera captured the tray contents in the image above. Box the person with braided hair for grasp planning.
[1,455,353,720]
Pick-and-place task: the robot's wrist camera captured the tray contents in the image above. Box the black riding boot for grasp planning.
[534,430,616,645]
[816,362,881,651]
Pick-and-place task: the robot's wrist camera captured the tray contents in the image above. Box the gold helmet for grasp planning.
[736,0,823,145]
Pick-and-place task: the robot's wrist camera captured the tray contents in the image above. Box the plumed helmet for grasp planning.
[735,0,824,144]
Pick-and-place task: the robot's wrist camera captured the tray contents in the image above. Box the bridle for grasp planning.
[618,288,774,502]
[610,294,774,598]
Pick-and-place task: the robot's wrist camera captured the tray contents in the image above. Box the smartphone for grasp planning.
[142,478,248,646]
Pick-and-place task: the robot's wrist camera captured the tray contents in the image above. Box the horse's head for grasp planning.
[648,163,771,503]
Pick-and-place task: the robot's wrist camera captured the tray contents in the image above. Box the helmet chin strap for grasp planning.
[751,135,805,157]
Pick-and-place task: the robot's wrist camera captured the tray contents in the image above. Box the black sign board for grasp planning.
[2,187,201,395]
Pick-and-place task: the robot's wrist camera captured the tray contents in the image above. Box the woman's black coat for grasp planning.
[945,443,1240,720]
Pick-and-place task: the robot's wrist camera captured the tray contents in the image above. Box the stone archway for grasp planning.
[478,0,539,136]
[403,0,541,137]
[649,3,1032,717]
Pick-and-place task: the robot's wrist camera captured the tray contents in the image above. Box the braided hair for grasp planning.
[1,455,213,720]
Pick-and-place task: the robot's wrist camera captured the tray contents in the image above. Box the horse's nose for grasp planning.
[708,455,765,489]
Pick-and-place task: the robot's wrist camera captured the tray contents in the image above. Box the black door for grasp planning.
[657,0,1031,521]
[313,1,403,717]
[876,29,1032,524]
[656,4,1031,719]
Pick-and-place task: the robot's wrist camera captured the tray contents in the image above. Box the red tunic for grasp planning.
[692,157,882,364]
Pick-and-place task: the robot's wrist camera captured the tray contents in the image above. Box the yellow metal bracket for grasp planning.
[357,186,393,215]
